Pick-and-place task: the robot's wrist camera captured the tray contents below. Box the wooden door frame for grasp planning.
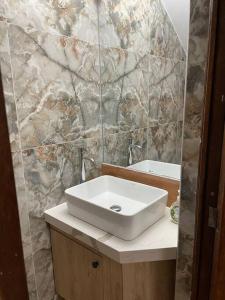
[0,71,29,299]
[191,0,225,298]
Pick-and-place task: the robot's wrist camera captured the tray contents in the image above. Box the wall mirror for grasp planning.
[99,0,189,185]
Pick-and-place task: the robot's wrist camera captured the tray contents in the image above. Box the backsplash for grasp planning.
[0,0,185,299]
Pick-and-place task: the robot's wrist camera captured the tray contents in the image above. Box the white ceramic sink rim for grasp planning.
[65,175,167,217]
[65,175,168,240]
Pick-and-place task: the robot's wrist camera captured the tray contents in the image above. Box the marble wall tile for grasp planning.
[11,151,38,300]
[158,59,186,124]
[22,139,102,218]
[29,217,55,300]
[148,55,186,126]
[98,0,150,55]
[22,142,80,298]
[147,122,178,163]
[22,143,80,218]
[148,55,165,125]
[9,25,101,149]
[104,128,147,167]
[101,48,149,134]
[100,49,185,138]
[149,0,185,61]
[99,0,186,167]
[25,255,38,300]
[0,1,188,299]
[0,0,99,42]
[101,52,185,164]
[117,59,149,132]
[100,47,141,83]
[72,137,103,180]
[98,0,185,60]
[131,128,148,164]
[21,137,101,299]
[104,131,128,166]
[0,21,20,151]
[175,0,211,299]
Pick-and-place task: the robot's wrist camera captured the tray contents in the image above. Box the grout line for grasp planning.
[96,1,104,163]
[1,19,100,47]
[1,20,186,64]
[17,134,101,152]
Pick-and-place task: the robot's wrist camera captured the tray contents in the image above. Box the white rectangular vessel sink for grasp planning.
[128,160,181,180]
[65,175,168,240]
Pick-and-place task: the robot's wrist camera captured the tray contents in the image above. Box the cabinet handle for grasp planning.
[92,261,100,269]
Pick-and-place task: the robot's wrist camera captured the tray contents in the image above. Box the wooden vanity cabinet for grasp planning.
[51,228,176,300]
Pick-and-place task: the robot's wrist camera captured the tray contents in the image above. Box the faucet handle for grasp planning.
[127,138,142,166]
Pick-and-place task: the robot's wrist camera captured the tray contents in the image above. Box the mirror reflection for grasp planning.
[100,0,187,182]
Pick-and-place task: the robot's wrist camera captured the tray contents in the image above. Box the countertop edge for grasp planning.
[44,203,178,264]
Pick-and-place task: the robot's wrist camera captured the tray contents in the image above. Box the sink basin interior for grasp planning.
[89,192,147,216]
[65,175,167,217]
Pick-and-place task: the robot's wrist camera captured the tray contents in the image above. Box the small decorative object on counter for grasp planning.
[170,190,180,224]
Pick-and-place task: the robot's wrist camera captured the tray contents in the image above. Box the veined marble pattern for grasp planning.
[22,138,102,218]
[9,25,101,149]
[0,21,20,151]
[149,0,185,61]
[22,137,101,299]
[11,151,38,300]
[117,57,149,132]
[148,56,165,125]
[147,122,178,164]
[148,55,185,125]
[101,48,149,134]
[100,48,185,165]
[29,217,55,300]
[23,143,80,218]
[100,49,185,138]
[157,58,186,124]
[0,0,99,42]
[98,0,150,54]
[0,0,188,299]
[98,0,185,60]
[104,128,147,167]
[175,0,211,299]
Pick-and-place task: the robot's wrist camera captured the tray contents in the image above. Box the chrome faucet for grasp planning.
[128,138,142,166]
[79,148,96,183]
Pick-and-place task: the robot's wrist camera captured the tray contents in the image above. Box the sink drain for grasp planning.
[110,205,122,212]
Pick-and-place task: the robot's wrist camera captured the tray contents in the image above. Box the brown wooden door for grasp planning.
[210,129,225,299]
[51,229,104,300]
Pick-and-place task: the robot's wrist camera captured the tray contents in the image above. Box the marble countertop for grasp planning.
[44,203,178,264]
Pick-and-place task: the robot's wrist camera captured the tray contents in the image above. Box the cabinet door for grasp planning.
[51,229,103,300]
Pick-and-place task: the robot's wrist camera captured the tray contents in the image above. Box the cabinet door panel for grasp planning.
[51,229,103,300]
